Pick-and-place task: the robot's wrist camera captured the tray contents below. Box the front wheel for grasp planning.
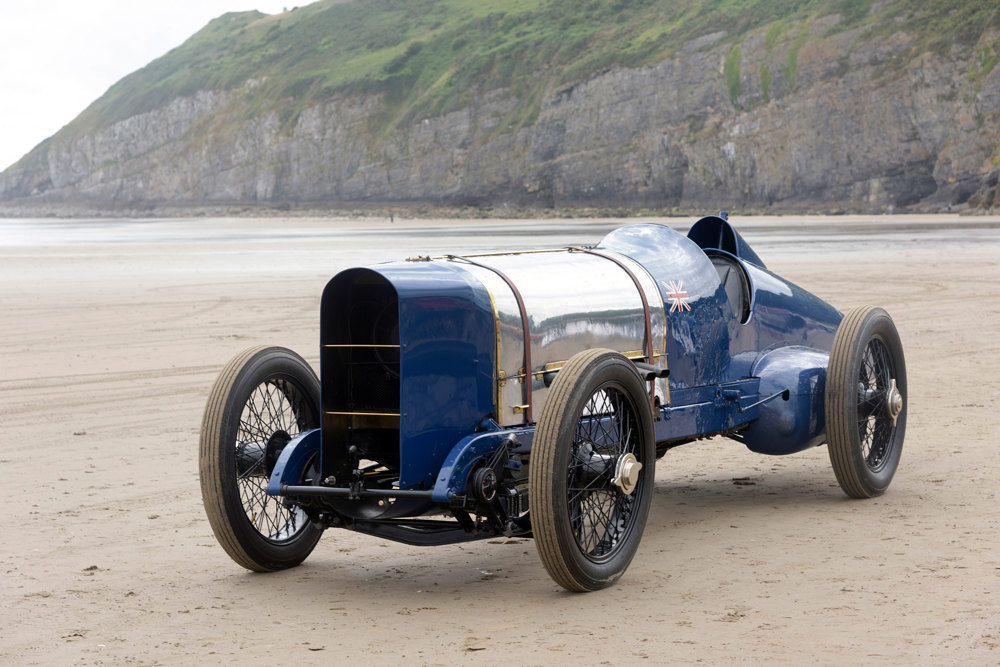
[826,306,907,498]
[199,346,323,571]
[530,349,655,592]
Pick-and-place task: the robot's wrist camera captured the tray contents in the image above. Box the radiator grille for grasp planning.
[321,270,401,477]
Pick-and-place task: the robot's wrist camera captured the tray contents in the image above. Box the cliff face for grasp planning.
[2,13,999,212]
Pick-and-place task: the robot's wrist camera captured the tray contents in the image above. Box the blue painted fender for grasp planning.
[266,428,321,496]
[741,347,829,455]
[431,425,533,502]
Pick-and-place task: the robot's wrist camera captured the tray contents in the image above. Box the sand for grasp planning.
[1,215,998,664]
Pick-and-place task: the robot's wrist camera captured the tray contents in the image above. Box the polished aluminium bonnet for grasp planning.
[448,249,667,426]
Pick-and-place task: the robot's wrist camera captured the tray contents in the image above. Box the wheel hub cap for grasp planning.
[264,430,292,477]
[612,453,643,495]
[887,378,903,427]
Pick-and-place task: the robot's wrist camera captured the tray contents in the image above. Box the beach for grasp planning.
[1,214,998,664]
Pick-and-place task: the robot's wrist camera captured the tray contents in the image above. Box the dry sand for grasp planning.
[1,215,998,664]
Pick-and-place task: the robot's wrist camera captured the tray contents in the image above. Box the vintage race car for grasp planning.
[199,214,907,591]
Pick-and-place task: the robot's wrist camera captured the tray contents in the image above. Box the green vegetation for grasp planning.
[781,25,810,88]
[879,0,1000,56]
[61,0,1000,145]
[764,23,785,52]
[724,45,743,106]
[974,43,1000,78]
[760,63,772,100]
[834,0,873,27]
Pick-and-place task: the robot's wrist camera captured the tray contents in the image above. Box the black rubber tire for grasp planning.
[826,306,907,498]
[530,349,655,592]
[200,346,323,571]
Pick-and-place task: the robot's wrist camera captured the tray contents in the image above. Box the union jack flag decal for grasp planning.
[665,280,691,313]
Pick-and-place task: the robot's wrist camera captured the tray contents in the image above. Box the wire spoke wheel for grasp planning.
[531,349,654,592]
[200,346,323,571]
[235,379,315,543]
[827,306,907,498]
[856,337,897,471]
[567,388,641,561]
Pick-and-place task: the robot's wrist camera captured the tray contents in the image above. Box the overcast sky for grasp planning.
[0,1,298,172]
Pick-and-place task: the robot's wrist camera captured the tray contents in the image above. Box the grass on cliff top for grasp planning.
[63,0,853,135]
[58,0,1000,144]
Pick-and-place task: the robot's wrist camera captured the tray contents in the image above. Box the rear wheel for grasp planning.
[826,306,907,498]
[530,349,655,592]
[200,346,323,571]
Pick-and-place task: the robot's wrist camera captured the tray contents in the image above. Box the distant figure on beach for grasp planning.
[390,213,394,223]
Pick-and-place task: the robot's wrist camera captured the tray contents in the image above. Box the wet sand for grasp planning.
[1,215,999,664]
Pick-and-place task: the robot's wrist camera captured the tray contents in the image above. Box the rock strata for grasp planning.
[2,19,999,213]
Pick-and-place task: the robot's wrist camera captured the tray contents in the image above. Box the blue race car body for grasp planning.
[203,214,906,590]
